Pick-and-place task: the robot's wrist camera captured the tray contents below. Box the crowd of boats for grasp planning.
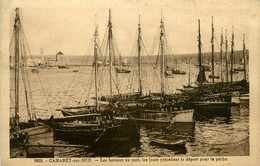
[9,8,249,158]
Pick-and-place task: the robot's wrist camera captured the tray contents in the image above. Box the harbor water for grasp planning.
[10,63,249,157]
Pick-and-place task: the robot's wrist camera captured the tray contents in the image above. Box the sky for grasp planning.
[2,0,254,56]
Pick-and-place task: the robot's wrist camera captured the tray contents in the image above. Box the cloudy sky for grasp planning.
[2,0,256,56]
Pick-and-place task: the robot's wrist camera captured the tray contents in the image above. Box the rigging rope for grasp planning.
[20,23,54,117]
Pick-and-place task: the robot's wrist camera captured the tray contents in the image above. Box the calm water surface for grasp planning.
[11,64,249,157]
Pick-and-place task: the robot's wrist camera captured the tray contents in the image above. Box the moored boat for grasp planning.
[116,67,131,73]
[51,113,139,145]
[9,8,54,158]
[172,69,186,75]
[51,10,140,145]
[150,139,186,150]
[129,15,194,123]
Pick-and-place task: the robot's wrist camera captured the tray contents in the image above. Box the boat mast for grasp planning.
[220,28,224,82]
[14,8,20,123]
[137,15,142,94]
[211,16,215,83]
[160,14,165,97]
[243,34,246,80]
[94,16,99,112]
[188,58,191,86]
[108,9,113,106]
[230,26,234,85]
[198,19,202,87]
[225,29,229,82]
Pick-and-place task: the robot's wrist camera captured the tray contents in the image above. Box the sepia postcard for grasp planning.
[1,0,260,165]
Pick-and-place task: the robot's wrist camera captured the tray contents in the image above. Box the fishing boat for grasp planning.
[115,54,131,74]
[171,59,186,75]
[95,15,145,103]
[130,14,194,123]
[58,65,69,69]
[115,67,131,73]
[51,10,139,145]
[51,113,138,145]
[57,105,96,116]
[183,59,198,89]
[150,138,186,150]
[148,124,191,153]
[176,19,237,120]
[172,69,186,75]
[208,16,220,82]
[9,8,54,158]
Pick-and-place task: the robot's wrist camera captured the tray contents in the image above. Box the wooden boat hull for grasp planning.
[133,109,194,123]
[172,70,186,75]
[61,110,91,116]
[193,102,237,110]
[193,102,235,121]
[150,139,185,147]
[53,119,139,145]
[150,139,186,152]
[209,75,220,79]
[116,68,131,73]
[58,66,69,69]
[10,125,54,158]
[183,85,198,89]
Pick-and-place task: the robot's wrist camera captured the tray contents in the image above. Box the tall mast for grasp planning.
[225,29,229,82]
[160,15,165,97]
[211,16,215,83]
[198,19,202,87]
[188,58,191,86]
[243,34,246,80]
[220,28,224,82]
[230,26,234,85]
[137,15,142,94]
[94,16,99,111]
[14,8,20,122]
[225,29,228,82]
[108,9,113,106]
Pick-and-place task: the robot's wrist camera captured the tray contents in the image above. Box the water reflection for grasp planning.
[14,67,249,157]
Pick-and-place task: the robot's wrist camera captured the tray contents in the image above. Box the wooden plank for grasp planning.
[134,118,171,123]
[56,122,101,127]
[138,110,179,114]
[53,113,101,122]
[16,143,90,149]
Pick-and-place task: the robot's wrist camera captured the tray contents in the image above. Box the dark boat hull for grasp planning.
[209,75,220,79]
[132,108,194,123]
[172,70,186,75]
[116,68,131,73]
[193,103,234,121]
[58,66,69,69]
[10,125,54,158]
[54,119,139,145]
[149,139,187,153]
